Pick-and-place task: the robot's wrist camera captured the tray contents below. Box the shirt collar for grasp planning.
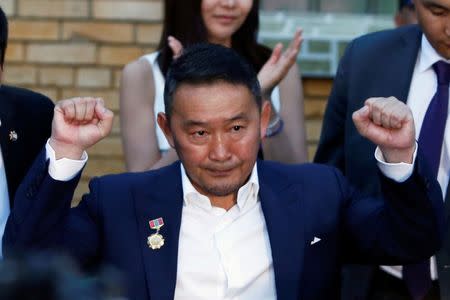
[418,34,450,73]
[180,163,260,213]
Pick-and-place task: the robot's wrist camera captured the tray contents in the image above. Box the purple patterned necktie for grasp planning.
[403,61,450,300]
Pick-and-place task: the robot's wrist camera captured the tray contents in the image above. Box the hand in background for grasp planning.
[169,29,303,99]
[353,97,415,164]
[50,97,114,160]
[258,28,303,98]
[168,36,183,60]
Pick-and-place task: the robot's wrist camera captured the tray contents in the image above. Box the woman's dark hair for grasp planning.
[157,0,271,76]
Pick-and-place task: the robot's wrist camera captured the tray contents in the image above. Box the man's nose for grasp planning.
[209,134,232,161]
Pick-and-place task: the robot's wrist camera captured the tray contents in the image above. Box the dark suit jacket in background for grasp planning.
[315,25,450,299]
[0,85,53,204]
[3,150,445,300]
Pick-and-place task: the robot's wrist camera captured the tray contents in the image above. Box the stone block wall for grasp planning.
[0,0,332,202]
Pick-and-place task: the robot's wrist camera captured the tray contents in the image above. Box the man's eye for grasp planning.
[195,130,206,136]
[430,7,446,16]
[232,126,242,131]
[432,10,445,15]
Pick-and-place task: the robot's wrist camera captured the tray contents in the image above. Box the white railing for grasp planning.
[259,12,394,76]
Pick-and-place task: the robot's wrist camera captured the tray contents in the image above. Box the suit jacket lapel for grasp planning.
[443,182,450,219]
[0,96,19,203]
[392,26,422,103]
[132,162,183,300]
[440,181,450,252]
[0,96,17,162]
[258,162,306,300]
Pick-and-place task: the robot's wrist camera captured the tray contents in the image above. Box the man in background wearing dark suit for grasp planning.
[315,0,450,299]
[0,6,53,257]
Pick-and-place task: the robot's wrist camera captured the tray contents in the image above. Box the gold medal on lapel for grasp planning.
[147,217,165,250]
[148,233,164,250]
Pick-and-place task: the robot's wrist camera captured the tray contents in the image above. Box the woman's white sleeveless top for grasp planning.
[141,52,171,151]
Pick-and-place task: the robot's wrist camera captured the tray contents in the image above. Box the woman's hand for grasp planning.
[168,30,303,100]
[168,36,184,59]
[258,29,303,98]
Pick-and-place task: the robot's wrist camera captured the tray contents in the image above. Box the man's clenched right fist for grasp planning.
[49,97,114,160]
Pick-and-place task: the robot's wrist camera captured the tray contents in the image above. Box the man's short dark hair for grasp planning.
[0,6,8,68]
[164,43,262,118]
[399,0,414,10]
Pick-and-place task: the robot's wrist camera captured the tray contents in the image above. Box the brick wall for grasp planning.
[303,78,331,159]
[1,0,332,202]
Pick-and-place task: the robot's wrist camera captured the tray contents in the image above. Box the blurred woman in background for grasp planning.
[120,0,307,171]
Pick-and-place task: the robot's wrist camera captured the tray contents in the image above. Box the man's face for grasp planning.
[415,0,450,59]
[158,81,270,198]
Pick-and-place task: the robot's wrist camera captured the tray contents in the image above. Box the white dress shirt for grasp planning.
[174,164,276,300]
[45,141,415,299]
[380,34,450,280]
[45,141,88,181]
[0,147,10,259]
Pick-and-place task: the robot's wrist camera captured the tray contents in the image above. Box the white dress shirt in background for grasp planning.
[0,147,10,259]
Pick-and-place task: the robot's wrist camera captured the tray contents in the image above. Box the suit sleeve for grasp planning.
[35,94,54,145]
[338,151,446,264]
[313,41,354,171]
[3,148,102,268]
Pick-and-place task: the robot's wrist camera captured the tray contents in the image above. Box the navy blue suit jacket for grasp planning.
[315,25,450,299]
[4,150,445,300]
[0,85,53,204]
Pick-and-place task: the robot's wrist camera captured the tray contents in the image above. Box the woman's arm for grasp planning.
[119,59,178,172]
[262,63,308,163]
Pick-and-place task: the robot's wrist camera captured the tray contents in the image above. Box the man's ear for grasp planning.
[260,100,271,139]
[157,112,175,148]
[394,12,403,27]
